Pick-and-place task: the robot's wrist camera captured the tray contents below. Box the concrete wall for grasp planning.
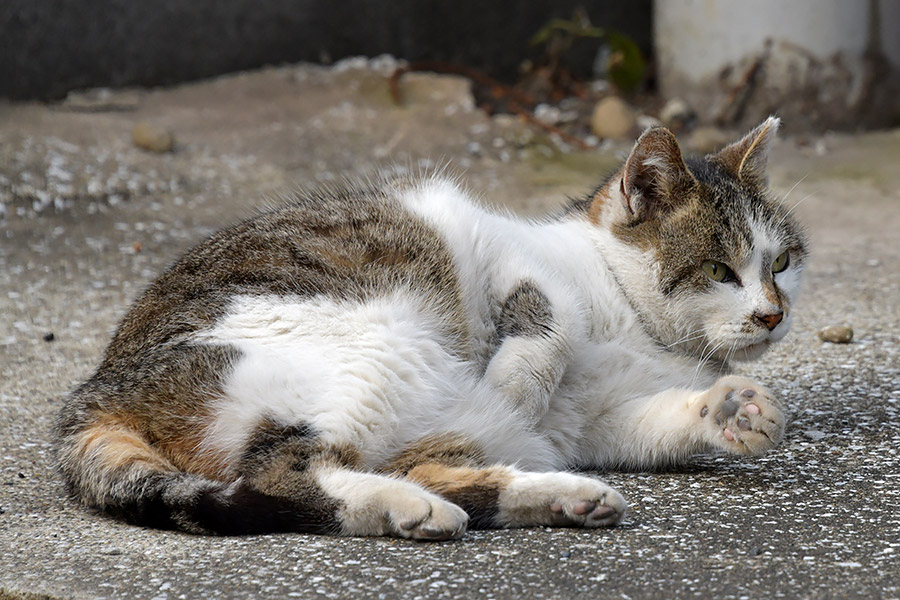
[0,0,652,100]
[655,0,900,130]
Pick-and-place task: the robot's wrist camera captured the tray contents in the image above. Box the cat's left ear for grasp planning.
[712,116,780,188]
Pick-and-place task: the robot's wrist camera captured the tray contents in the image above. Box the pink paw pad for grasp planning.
[740,389,761,415]
[573,501,596,515]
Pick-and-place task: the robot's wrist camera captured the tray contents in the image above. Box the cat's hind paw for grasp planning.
[698,375,785,455]
[388,492,469,541]
[322,470,468,541]
[498,472,627,528]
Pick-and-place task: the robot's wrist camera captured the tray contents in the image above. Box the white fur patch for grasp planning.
[196,291,560,472]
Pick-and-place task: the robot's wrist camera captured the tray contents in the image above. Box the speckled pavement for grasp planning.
[1,59,899,599]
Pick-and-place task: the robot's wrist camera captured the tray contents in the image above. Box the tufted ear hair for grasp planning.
[620,126,696,222]
[712,116,781,188]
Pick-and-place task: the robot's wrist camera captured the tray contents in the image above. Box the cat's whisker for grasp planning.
[777,191,816,229]
[663,329,707,350]
[690,339,725,387]
[720,342,739,376]
[690,348,717,387]
[779,172,809,205]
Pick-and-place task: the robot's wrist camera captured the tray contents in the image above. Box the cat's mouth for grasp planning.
[732,340,771,361]
[720,315,790,362]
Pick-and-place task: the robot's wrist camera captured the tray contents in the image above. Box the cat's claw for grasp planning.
[698,375,785,455]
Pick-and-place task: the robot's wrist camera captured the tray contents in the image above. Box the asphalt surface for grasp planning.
[1,58,899,599]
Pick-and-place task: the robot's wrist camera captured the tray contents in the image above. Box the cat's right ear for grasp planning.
[617,127,696,223]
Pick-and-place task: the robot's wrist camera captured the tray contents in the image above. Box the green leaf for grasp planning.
[604,31,646,93]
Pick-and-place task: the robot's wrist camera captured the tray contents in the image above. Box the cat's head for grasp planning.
[591,117,808,362]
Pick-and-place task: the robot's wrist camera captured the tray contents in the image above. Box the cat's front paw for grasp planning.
[697,375,785,455]
[498,472,627,528]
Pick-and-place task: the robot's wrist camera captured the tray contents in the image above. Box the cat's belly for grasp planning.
[193,293,558,471]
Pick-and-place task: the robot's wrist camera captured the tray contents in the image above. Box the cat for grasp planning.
[55,117,807,539]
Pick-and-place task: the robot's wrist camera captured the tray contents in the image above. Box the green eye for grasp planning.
[702,260,736,283]
[772,251,790,273]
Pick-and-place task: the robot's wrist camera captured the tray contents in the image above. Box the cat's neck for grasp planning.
[522,217,658,351]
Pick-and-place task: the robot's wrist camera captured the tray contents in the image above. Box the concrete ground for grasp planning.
[1,58,899,599]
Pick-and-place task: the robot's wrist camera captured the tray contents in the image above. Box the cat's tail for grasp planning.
[54,389,337,535]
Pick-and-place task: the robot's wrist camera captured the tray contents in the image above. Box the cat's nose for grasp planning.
[756,311,784,330]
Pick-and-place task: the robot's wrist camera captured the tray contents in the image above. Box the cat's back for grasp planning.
[103,175,474,363]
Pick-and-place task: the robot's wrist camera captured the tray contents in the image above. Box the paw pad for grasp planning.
[701,376,786,456]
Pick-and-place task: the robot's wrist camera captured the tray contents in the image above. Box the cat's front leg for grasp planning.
[693,375,785,455]
[585,374,786,468]
[483,334,571,424]
[483,281,574,424]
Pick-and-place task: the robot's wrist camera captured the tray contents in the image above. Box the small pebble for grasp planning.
[560,550,571,558]
[818,325,853,344]
[132,122,175,153]
[590,96,637,140]
[43,332,55,342]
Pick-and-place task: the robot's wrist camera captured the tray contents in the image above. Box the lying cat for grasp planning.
[56,117,806,539]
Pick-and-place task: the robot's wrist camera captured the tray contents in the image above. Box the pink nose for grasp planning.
[757,311,784,330]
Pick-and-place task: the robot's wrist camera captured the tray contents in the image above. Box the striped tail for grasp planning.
[54,406,339,535]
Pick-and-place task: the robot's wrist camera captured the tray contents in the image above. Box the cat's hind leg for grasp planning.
[316,468,468,540]
[238,418,468,540]
[386,434,627,529]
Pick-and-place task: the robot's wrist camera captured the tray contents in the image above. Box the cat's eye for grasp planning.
[772,251,790,273]
[701,260,736,283]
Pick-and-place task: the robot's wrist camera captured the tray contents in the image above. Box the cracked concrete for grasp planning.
[1,57,899,599]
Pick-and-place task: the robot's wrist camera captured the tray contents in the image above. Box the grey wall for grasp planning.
[654,0,900,129]
[1,0,652,100]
